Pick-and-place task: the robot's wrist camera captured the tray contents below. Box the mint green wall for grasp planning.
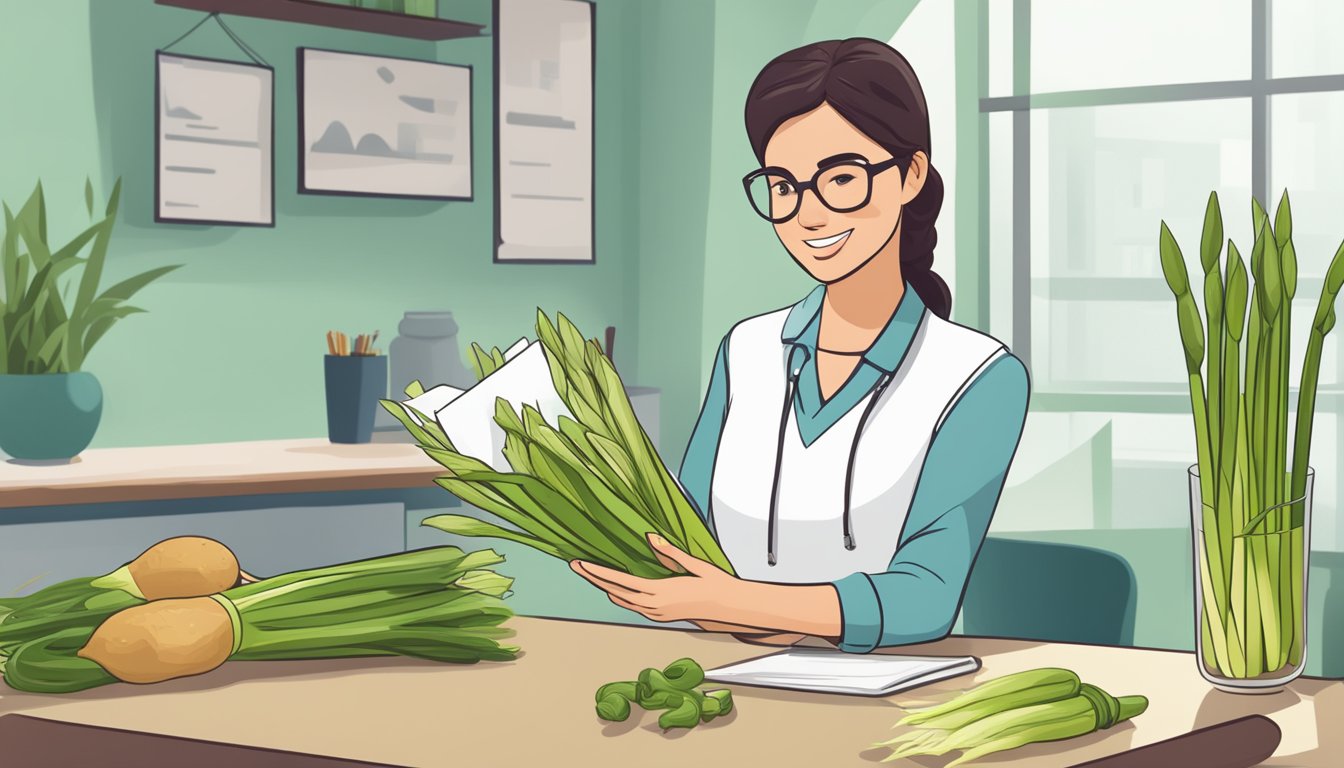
[627,0,717,464]
[2,0,643,448]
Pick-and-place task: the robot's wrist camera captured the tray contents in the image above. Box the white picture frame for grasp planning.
[155,52,274,227]
[494,0,595,264]
[299,48,473,201]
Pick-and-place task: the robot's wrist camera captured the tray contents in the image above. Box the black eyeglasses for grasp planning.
[743,156,908,223]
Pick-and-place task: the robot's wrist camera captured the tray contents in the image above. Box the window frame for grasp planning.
[974,0,1344,539]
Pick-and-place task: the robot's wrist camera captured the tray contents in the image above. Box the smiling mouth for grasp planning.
[804,229,853,250]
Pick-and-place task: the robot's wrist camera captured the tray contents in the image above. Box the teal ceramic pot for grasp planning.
[0,372,103,462]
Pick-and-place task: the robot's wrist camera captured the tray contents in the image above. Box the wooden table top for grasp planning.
[1,616,1337,767]
[0,439,442,508]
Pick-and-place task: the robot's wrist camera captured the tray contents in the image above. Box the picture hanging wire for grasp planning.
[161,11,270,67]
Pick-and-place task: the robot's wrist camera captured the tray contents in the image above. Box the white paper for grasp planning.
[704,648,980,697]
[407,341,572,471]
[504,337,531,361]
[401,385,466,424]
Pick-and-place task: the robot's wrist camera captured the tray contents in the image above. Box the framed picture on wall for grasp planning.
[155,52,274,226]
[298,48,473,200]
[494,0,595,264]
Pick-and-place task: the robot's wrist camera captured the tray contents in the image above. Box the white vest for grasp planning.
[709,306,1006,583]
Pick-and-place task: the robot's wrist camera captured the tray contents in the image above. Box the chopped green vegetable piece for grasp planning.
[659,695,702,730]
[662,657,706,690]
[597,694,632,722]
[593,659,734,731]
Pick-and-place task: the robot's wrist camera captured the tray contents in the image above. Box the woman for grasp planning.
[571,38,1030,652]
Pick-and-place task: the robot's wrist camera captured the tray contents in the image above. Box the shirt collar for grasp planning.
[780,282,927,374]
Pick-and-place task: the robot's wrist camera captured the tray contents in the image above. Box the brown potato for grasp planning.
[78,597,234,684]
[128,536,240,600]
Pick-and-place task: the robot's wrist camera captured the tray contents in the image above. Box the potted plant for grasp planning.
[1161,190,1344,692]
[0,179,179,463]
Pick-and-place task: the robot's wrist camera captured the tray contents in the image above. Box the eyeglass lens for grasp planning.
[747,163,872,221]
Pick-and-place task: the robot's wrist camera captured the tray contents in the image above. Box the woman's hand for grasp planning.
[570,533,756,626]
[570,533,840,644]
[688,620,807,646]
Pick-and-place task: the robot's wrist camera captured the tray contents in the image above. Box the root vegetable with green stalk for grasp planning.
[2,546,517,694]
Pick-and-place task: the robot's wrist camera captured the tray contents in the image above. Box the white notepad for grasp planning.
[704,648,980,697]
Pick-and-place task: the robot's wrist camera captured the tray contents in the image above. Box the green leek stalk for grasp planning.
[896,668,1080,731]
[1221,242,1250,676]
[879,669,1148,766]
[1273,195,1297,671]
[1239,290,1262,676]
[1201,193,1225,496]
[1286,239,1344,666]
[1257,221,1285,668]
[1160,221,1232,675]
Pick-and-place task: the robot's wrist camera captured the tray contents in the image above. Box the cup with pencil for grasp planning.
[324,330,387,444]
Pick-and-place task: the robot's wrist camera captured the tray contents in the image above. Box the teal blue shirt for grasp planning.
[679,285,1030,652]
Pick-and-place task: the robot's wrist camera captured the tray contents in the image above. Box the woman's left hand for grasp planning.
[569,533,751,625]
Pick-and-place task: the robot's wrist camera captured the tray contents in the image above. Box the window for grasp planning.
[980,0,1344,547]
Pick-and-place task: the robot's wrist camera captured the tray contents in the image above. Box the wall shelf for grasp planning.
[156,0,486,41]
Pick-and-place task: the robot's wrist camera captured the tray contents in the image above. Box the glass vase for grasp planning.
[1189,465,1313,693]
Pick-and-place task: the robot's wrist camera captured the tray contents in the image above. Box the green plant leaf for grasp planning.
[1260,230,1283,320]
[1274,190,1292,248]
[1252,196,1269,242]
[1159,221,1191,297]
[36,325,69,370]
[72,183,118,326]
[1200,191,1224,275]
[79,305,145,364]
[49,219,101,264]
[94,264,179,304]
[1226,241,1248,343]
[1,204,20,310]
[84,179,94,218]
[468,342,489,381]
[16,211,52,272]
[36,183,47,248]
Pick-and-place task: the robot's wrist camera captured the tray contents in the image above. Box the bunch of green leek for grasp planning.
[382,311,733,578]
[876,668,1147,766]
[1161,191,1344,678]
[1,547,517,693]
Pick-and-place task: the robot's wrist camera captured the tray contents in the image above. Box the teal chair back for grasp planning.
[1311,551,1344,678]
[961,537,1137,646]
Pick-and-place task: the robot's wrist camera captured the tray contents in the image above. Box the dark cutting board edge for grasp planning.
[0,713,410,768]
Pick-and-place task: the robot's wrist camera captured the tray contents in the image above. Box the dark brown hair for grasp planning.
[743,38,950,319]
